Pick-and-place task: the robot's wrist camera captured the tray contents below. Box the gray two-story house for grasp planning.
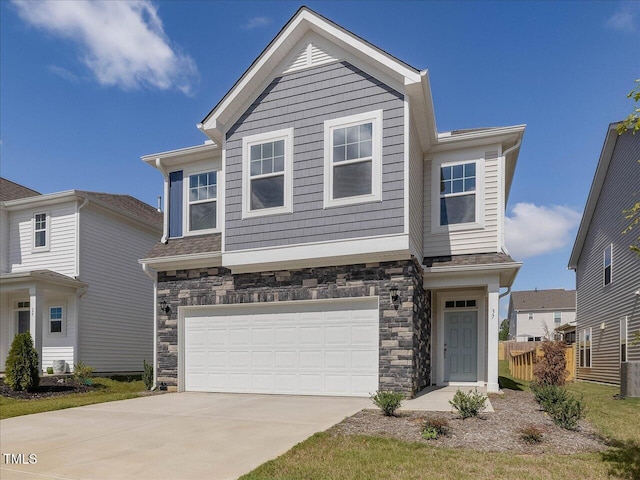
[140,7,525,397]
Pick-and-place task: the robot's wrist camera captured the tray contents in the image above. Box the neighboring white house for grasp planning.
[0,178,162,373]
[507,289,576,342]
[140,7,525,396]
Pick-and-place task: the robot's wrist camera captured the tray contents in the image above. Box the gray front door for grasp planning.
[444,310,478,382]
[17,310,30,334]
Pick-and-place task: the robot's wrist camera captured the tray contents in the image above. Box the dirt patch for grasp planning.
[0,376,94,400]
[330,389,607,454]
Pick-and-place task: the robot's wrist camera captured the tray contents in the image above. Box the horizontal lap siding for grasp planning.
[1,208,8,273]
[78,206,157,371]
[225,61,405,251]
[9,201,77,277]
[409,121,423,256]
[576,131,640,384]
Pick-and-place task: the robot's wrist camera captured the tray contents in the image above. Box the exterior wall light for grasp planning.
[159,300,171,314]
[389,286,400,304]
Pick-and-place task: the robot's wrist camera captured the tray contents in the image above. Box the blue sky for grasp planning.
[1,1,639,318]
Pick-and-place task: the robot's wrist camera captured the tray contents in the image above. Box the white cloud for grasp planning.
[606,4,639,33]
[12,0,198,95]
[242,16,272,30]
[47,65,80,83]
[505,203,582,260]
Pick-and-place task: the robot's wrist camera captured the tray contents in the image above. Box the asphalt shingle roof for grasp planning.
[0,178,41,201]
[423,252,516,268]
[510,289,576,311]
[145,233,222,258]
[76,191,163,228]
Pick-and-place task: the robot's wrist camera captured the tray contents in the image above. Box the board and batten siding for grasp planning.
[575,131,640,384]
[423,147,501,256]
[78,205,156,372]
[225,61,405,251]
[9,201,77,277]
[408,120,423,258]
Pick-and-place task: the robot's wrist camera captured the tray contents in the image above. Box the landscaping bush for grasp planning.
[449,388,487,418]
[519,424,544,444]
[548,395,586,430]
[73,362,95,385]
[143,359,154,390]
[531,383,570,411]
[4,332,40,391]
[533,340,568,386]
[422,417,450,439]
[371,390,404,416]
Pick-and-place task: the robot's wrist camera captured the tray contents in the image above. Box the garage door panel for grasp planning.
[184,299,379,396]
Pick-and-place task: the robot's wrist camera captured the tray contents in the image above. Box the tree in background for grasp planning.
[499,319,509,341]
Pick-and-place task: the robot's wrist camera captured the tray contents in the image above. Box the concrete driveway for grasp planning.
[0,392,370,480]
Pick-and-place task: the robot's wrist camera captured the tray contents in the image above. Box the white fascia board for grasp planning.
[201,8,421,140]
[223,233,411,273]
[568,123,618,270]
[141,143,219,169]
[424,261,522,289]
[431,125,526,153]
[139,252,222,271]
[3,191,79,210]
[405,70,438,151]
[0,271,88,289]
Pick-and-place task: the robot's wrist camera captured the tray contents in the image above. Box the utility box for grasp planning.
[621,362,640,398]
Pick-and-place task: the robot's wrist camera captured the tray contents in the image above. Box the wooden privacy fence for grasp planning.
[499,341,546,361]
[508,345,576,382]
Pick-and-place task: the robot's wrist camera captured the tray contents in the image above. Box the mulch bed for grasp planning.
[0,376,94,400]
[330,389,608,454]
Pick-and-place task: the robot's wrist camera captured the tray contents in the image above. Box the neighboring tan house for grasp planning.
[0,177,162,373]
[507,289,576,342]
[140,7,525,397]
[568,124,640,385]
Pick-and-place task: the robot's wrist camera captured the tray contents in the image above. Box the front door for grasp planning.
[444,310,478,382]
[16,310,30,334]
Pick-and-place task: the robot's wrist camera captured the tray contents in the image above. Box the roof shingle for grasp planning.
[145,233,222,258]
[0,178,41,201]
[510,289,576,311]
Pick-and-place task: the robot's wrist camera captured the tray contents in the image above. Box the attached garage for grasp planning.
[180,298,379,397]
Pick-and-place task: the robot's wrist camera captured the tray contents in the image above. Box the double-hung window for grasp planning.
[554,311,562,325]
[242,128,293,218]
[33,212,48,250]
[49,306,63,335]
[604,244,612,285]
[188,172,217,232]
[440,162,476,226]
[324,110,382,207]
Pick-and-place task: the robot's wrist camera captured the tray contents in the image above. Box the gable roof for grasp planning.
[0,177,41,201]
[198,6,436,149]
[568,123,621,269]
[510,289,576,311]
[75,191,163,228]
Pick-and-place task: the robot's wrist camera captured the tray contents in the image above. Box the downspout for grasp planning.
[499,287,511,299]
[74,197,89,369]
[500,137,522,254]
[142,262,158,390]
[155,158,169,244]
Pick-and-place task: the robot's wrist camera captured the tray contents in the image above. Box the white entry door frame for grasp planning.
[435,290,486,388]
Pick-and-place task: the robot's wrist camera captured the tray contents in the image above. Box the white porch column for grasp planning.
[486,282,500,392]
[29,285,43,373]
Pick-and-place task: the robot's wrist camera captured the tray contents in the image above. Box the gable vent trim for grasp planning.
[282,42,337,74]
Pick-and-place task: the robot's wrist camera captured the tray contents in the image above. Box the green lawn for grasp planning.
[0,377,147,419]
[241,361,640,480]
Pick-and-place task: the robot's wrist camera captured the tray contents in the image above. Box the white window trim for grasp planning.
[580,327,592,368]
[48,304,65,336]
[242,128,294,219]
[323,110,383,208]
[32,211,50,252]
[184,168,220,236]
[603,244,613,286]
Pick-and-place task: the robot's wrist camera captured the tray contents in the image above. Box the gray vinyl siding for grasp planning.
[225,61,405,251]
[78,204,157,372]
[575,131,640,384]
[408,120,423,257]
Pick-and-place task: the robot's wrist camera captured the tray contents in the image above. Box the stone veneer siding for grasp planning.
[156,259,431,396]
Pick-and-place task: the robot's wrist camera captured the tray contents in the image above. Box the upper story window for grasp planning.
[49,306,64,335]
[528,312,534,321]
[324,110,382,208]
[33,212,49,251]
[242,128,293,218]
[188,172,217,232]
[554,311,562,325]
[603,244,612,285]
[440,162,476,226]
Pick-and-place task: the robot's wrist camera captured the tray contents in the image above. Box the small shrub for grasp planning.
[142,359,154,390]
[519,424,544,444]
[449,388,487,418]
[5,332,40,391]
[46,367,54,374]
[533,341,568,386]
[548,395,586,430]
[371,390,404,416]
[422,417,450,439]
[73,362,95,385]
[531,383,569,411]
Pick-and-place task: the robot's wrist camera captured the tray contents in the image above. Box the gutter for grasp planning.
[155,158,170,244]
[142,262,158,391]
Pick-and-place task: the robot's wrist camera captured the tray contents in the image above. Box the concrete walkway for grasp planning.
[0,393,370,480]
[398,386,495,412]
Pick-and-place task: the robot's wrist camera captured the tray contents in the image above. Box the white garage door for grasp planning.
[183,298,379,397]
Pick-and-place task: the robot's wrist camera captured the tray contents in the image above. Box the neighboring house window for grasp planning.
[604,244,612,285]
[49,306,64,335]
[324,110,382,207]
[621,316,628,363]
[528,313,534,321]
[242,128,293,217]
[440,162,476,226]
[33,212,48,250]
[579,328,592,368]
[565,330,576,345]
[188,172,217,231]
[554,312,562,325]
